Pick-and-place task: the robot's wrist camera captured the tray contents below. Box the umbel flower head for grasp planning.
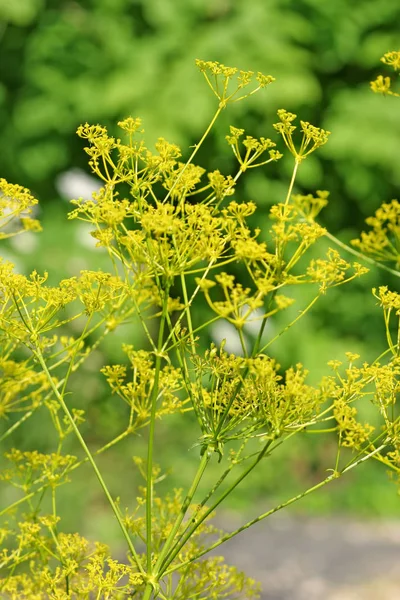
[370,50,400,97]
[0,178,42,239]
[195,59,275,108]
[273,109,331,162]
[351,199,400,267]
[381,50,400,71]
[226,125,283,170]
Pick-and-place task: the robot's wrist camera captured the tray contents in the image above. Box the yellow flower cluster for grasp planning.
[195,59,274,108]
[101,345,185,425]
[306,248,369,293]
[226,125,282,170]
[0,522,134,599]
[352,199,400,267]
[1,53,400,600]
[189,344,323,452]
[273,109,331,162]
[0,178,41,239]
[327,354,400,452]
[370,50,400,97]
[0,357,50,418]
[1,449,76,492]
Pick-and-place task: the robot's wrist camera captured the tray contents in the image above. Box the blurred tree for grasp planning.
[0,0,399,214]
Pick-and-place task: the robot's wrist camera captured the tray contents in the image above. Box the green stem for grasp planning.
[237,327,248,357]
[163,440,249,565]
[159,437,274,576]
[325,230,400,279]
[153,449,211,577]
[284,159,300,206]
[162,106,222,204]
[0,409,36,442]
[259,294,320,354]
[161,259,216,351]
[251,290,278,357]
[142,581,156,600]
[141,295,200,600]
[165,442,388,576]
[166,474,335,574]
[180,272,196,354]
[60,316,92,397]
[34,347,145,576]
[146,291,169,572]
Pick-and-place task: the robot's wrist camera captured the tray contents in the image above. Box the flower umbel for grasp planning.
[273,109,331,162]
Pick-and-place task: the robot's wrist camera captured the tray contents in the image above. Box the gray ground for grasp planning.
[218,514,400,599]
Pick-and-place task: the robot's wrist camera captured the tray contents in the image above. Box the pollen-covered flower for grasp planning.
[0,178,42,239]
[351,199,400,266]
[292,190,329,221]
[381,50,400,71]
[373,286,400,313]
[196,59,274,107]
[306,248,367,292]
[273,110,330,162]
[370,51,400,97]
[117,116,143,134]
[370,74,393,95]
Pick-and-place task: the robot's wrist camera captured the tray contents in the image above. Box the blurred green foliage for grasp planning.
[1,0,400,213]
[1,0,400,523]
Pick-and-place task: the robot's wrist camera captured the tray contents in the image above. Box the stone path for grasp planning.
[218,514,400,599]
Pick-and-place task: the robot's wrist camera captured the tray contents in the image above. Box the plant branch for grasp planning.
[33,346,145,576]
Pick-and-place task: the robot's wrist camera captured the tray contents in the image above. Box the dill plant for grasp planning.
[0,54,400,599]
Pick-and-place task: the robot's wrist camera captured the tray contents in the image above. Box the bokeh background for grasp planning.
[1,0,400,550]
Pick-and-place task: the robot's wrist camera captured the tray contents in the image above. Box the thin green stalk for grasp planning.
[163,106,222,204]
[153,449,211,577]
[164,440,249,562]
[162,402,336,574]
[169,436,385,582]
[141,292,206,600]
[69,427,134,472]
[259,293,320,354]
[340,443,387,474]
[0,491,37,517]
[165,474,336,575]
[159,437,274,575]
[161,260,215,351]
[61,316,92,397]
[151,278,212,578]
[143,298,214,592]
[325,230,400,278]
[237,327,248,357]
[166,444,388,575]
[213,290,277,439]
[33,347,145,576]
[251,289,278,358]
[146,291,169,572]
[142,579,156,600]
[284,159,300,206]
[179,272,196,354]
[164,315,220,353]
[0,409,37,442]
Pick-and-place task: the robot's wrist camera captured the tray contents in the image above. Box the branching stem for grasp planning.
[34,347,145,576]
